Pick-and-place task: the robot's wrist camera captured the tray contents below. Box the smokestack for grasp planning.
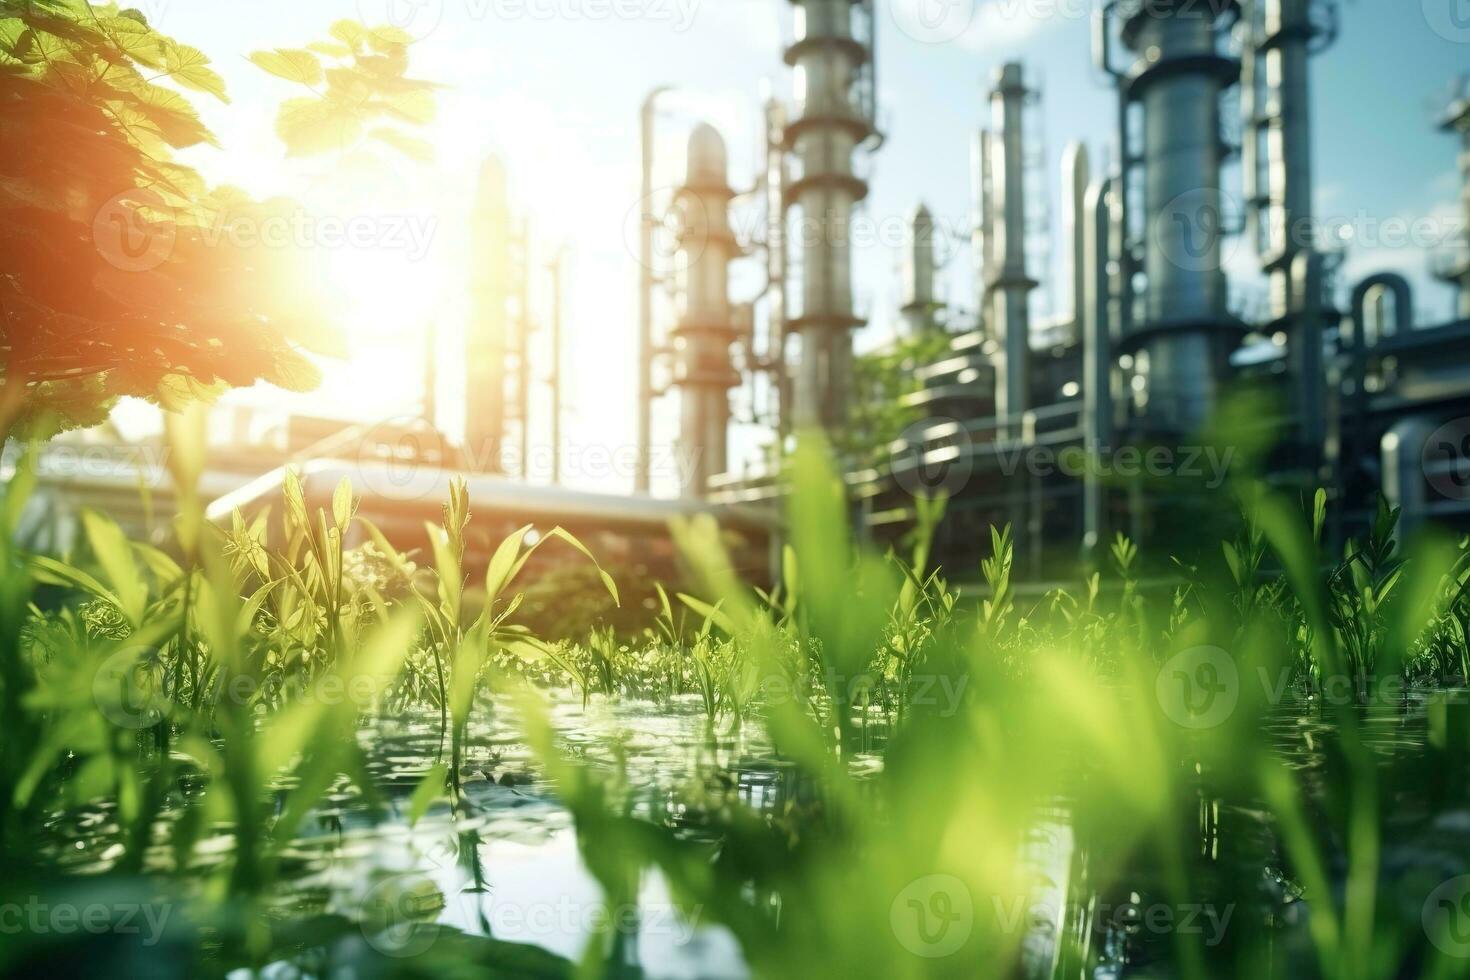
[988,62,1037,436]
[467,156,510,472]
[671,123,740,496]
[1120,1,1238,436]
[785,0,877,432]
[901,203,939,335]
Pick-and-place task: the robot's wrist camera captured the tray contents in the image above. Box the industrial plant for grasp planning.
[629,0,1470,582]
[10,4,1470,977]
[14,0,1470,587]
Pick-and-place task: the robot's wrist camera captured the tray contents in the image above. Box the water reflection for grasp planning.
[28,689,1470,978]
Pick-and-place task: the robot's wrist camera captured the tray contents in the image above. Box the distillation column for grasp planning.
[467,156,511,471]
[900,203,939,335]
[1438,88,1470,319]
[1244,0,1326,319]
[785,0,875,431]
[1120,1,1239,436]
[671,124,740,497]
[988,63,1037,436]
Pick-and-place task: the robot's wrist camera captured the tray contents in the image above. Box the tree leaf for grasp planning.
[376,87,435,124]
[307,40,353,58]
[275,96,363,157]
[329,19,367,49]
[249,48,323,86]
[164,42,228,101]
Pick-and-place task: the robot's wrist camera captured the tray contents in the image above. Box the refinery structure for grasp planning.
[638,0,1470,578]
[13,0,1470,586]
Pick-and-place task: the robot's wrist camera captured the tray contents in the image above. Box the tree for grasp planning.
[0,2,435,442]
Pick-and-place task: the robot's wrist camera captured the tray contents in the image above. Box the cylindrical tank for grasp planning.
[672,123,740,497]
[785,0,874,431]
[1244,0,1322,319]
[1121,0,1239,435]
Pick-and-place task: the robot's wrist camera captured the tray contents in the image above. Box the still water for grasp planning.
[29,688,1470,978]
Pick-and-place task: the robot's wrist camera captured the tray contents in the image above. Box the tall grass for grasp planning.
[3,425,1470,977]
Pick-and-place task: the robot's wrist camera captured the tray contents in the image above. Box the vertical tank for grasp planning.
[672,124,740,497]
[784,0,877,431]
[1119,0,1241,435]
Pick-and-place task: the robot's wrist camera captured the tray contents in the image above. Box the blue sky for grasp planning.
[122,0,1470,492]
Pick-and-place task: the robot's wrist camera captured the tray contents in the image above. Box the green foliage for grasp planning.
[250,20,438,161]
[5,424,1470,976]
[0,5,436,440]
[835,330,954,464]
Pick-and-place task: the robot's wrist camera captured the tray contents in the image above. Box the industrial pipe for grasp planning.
[1082,176,1116,557]
[1349,273,1413,350]
[1063,142,1090,347]
[636,86,671,494]
[972,128,995,339]
[1382,414,1439,540]
[1289,250,1326,469]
